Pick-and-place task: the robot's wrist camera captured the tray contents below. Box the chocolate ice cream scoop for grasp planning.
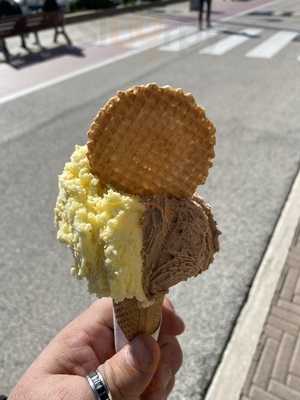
[142,194,220,300]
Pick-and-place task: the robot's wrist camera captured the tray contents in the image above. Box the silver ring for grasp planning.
[86,370,112,400]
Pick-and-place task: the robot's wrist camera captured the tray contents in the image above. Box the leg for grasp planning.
[58,24,72,45]
[206,0,212,28]
[20,33,27,49]
[62,29,72,46]
[1,38,11,62]
[199,0,204,29]
[34,32,42,47]
[54,27,59,43]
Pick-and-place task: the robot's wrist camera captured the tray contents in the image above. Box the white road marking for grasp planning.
[127,26,197,49]
[95,23,166,45]
[200,28,262,55]
[246,31,298,58]
[160,29,218,52]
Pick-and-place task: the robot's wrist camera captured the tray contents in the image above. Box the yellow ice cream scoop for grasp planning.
[55,145,148,304]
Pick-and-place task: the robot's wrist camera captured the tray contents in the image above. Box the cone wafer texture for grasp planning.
[113,295,164,341]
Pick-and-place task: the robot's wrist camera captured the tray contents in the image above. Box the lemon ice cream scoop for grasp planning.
[55,145,148,304]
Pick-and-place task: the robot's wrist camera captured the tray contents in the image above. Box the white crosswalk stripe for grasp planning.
[160,29,218,52]
[200,28,262,55]
[127,26,197,49]
[99,23,299,62]
[95,24,166,46]
[246,31,298,59]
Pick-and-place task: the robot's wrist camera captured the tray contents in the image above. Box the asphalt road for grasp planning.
[1,0,300,398]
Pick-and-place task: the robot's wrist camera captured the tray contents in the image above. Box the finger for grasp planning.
[100,335,160,400]
[142,335,182,399]
[33,299,115,374]
[166,375,175,397]
[66,299,115,364]
[142,362,173,400]
[159,334,183,375]
[160,301,185,336]
[68,298,114,332]
[69,297,183,338]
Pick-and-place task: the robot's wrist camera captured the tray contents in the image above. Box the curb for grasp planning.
[205,166,300,400]
[64,0,186,25]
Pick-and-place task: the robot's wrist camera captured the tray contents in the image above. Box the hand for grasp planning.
[9,297,184,400]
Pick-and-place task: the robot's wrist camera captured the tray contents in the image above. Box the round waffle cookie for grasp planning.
[87,83,216,198]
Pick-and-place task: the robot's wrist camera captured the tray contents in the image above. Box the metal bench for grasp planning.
[0,11,71,62]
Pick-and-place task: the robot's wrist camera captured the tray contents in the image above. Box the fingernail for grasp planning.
[126,336,154,372]
[166,298,175,311]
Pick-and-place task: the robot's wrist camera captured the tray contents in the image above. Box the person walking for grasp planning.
[0,0,27,49]
[199,0,212,29]
[42,0,60,42]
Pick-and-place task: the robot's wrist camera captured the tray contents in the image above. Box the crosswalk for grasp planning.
[160,29,218,52]
[127,26,197,49]
[95,24,166,46]
[96,22,299,61]
[200,28,262,55]
[246,31,298,59]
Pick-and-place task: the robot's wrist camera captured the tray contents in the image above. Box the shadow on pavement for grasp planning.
[225,19,300,36]
[249,10,295,18]
[221,29,261,38]
[2,44,84,69]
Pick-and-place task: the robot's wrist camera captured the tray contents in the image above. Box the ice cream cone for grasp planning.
[55,84,220,353]
[113,294,164,342]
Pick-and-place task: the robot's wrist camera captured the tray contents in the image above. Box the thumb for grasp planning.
[100,335,160,400]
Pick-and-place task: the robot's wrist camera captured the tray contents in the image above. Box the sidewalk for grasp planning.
[206,170,300,400]
[241,226,300,400]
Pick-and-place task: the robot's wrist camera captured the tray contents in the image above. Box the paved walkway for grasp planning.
[242,221,300,400]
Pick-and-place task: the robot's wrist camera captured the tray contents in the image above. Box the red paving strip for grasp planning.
[0,44,124,99]
[241,223,300,400]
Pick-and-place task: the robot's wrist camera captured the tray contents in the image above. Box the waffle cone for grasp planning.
[113,295,164,341]
[87,84,215,198]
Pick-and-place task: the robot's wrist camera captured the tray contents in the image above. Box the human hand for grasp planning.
[9,297,184,400]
